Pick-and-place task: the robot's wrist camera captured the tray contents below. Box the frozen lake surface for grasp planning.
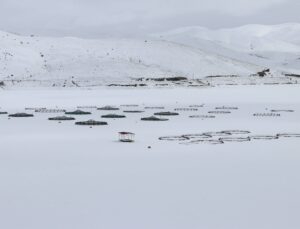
[0,85,300,229]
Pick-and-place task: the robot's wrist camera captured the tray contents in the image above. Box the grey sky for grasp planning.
[0,0,299,37]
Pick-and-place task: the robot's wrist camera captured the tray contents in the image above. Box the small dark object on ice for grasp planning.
[257,69,270,77]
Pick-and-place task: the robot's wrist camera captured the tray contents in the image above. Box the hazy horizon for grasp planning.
[0,0,299,38]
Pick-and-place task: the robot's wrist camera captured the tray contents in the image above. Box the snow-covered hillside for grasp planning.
[156,23,300,74]
[0,31,260,82]
[1,23,300,87]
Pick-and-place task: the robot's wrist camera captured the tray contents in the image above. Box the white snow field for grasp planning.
[0,85,300,229]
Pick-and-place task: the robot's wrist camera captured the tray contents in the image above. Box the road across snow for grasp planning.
[0,85,300,229]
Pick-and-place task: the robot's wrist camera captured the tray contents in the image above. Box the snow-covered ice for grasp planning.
[0,85,300,229]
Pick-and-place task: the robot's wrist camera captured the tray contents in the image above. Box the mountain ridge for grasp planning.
[1,23,299,87]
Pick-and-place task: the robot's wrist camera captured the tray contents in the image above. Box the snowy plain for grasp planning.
[0,85,300,229]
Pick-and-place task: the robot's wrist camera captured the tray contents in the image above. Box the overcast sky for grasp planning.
[0,0,299,37]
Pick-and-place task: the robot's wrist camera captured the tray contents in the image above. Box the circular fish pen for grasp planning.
[97,106,119,111]
[203,131,232,137]
[253,113,280,117]
[75,120,108,126]
[77,106,97,109]
[215,106,239,110]
[36,109,66,113]
[141,116,168,121]
[158,129,300,146]
[182,134,212,140]
[219,137,251,142]
[251,135,278,140]
[65,110,91,115]
[189,104,204,108]
[120,104,139,107]
[154,112,179,116]
[159,136,189,141]
[25,107,46,111]
[208,111,231,114]
[123,110,145,113]
[189,115,215,119]
[101,114,126,118]
[9,113,34,117]
[277,133,300,138]
[48,116,75,121]
[270,110,294,113]
[144,106,165,110]
[221,130,251,135]
[174,108,198,111]
[180,139,224,145]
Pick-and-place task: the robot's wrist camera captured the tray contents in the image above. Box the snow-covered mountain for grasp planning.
[0,23,300,87]
[156,23,300,74]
